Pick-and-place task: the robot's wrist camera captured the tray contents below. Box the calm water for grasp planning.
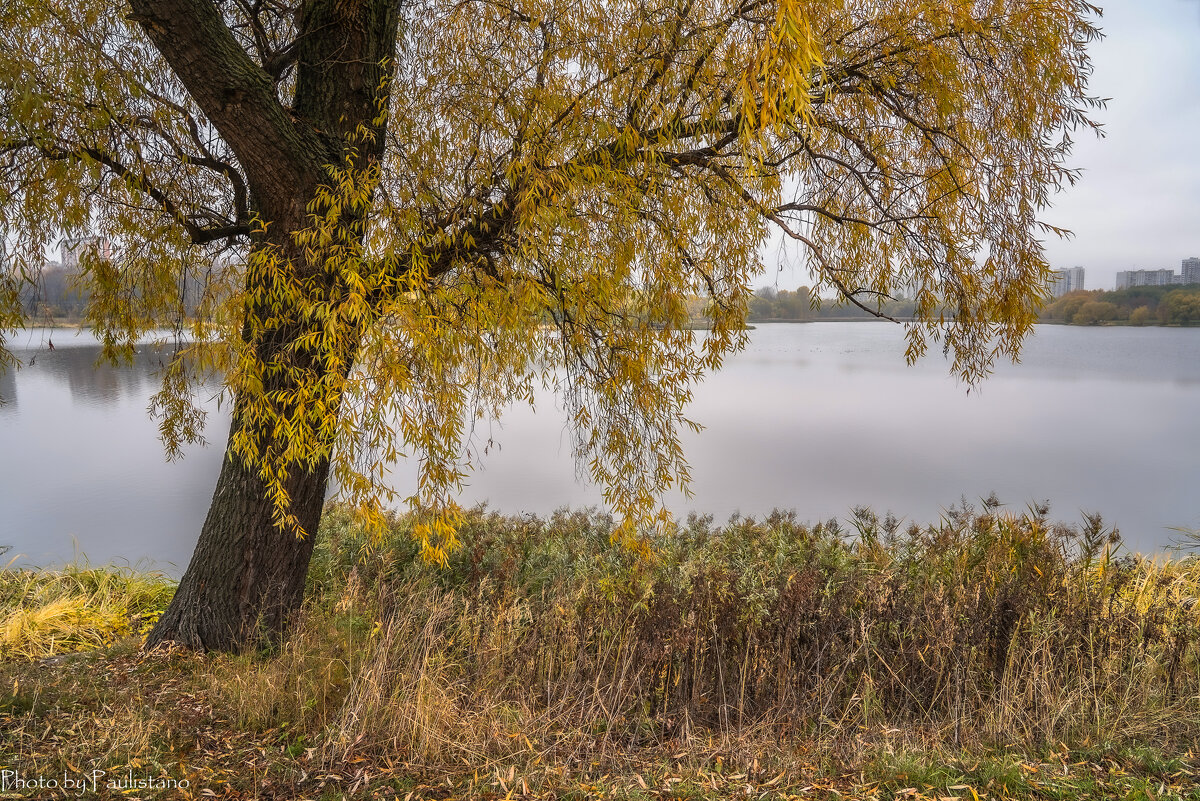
[2,323,1198,573]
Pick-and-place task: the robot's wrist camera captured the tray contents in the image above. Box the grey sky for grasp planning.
[1042,0,1200,290]
[763,1,1200,292]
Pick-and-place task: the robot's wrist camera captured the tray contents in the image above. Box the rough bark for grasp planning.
[144,413,330,651]
[133,0,402,651]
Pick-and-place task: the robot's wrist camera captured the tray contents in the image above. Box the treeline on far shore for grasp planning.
[1041,285,1200,326]
[747,285,916,322]
[21,275,1200,329]
[748,284,1200,327]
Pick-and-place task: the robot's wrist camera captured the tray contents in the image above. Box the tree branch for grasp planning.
[22,137,252,245]
[126,0,331,217]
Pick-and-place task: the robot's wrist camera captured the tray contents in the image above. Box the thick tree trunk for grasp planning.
[145,410,331,651]
[129,0,401,652]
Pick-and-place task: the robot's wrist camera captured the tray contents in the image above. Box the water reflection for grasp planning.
[408,324,1200,555]
[0,364,15,410]
[0,331,224,574]
[0,324,1197,573]
[7,332,185,406]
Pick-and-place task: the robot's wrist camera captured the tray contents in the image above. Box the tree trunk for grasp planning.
[128,0,401,652]
[145,408,331,651]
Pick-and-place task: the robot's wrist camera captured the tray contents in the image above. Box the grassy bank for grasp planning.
[1,502,1198,799]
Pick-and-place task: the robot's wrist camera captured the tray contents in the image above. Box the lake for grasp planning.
[2,323,1197,573]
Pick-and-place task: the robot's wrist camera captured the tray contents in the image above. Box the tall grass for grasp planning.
[205,500,1199,770]
[0,560,173,659]
[4,501,1196,780]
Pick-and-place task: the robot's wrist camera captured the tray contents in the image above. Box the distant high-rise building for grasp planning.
[1183,257,1200,285]
[1049,265,1085,297]
[1116,268,1176,290]
[60,235,112,272]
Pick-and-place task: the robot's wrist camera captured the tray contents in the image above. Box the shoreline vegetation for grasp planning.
[2,503,1197,799]
[1040,287,1200,327]
[15,282,1200,336]
[745,285,1200,327]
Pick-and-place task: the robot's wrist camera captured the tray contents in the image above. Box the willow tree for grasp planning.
[0,0,1099,650]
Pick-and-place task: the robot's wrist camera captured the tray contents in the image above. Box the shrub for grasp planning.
[285,502,1200,764]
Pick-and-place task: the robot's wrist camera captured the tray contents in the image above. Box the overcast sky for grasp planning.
[1042,0,1200,289]
[764,1,1200,292]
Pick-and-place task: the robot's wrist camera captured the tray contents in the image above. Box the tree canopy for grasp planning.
[0,0,1100,647]
[1042,286,1200,326]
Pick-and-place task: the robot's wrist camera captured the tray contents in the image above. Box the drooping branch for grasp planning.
[4,136,251,245]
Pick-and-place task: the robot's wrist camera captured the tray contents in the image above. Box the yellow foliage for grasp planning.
[0,0,1101,551]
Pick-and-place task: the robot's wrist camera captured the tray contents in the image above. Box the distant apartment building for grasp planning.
[60,235,112,271]
[1048,266,1085,298]
[1183,257,1200,285]
[1116,268,1177,290]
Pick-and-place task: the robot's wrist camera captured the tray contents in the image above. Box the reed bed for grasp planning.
[1,502,1197,798]
[260,500,1199,769]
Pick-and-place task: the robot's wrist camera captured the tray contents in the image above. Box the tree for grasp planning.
[749,286,778,320]
[774,287,811,321]
[1041,289,1092,323]
[1160,290,1200,325]
[1072,300,1117,326]
[0,0,1100,650]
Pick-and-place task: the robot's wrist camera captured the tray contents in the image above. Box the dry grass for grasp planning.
[1,501,1198,799]
[283,503,1200,765]
[0,561,172,659]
